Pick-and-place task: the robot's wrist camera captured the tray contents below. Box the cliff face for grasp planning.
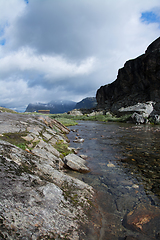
[96,37,160,114]
[74,97,97,109]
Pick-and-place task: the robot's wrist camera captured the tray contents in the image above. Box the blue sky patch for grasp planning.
[141,11,160,24]
[0,39,6,45]
[24,0,29,4]
[0,26,5,37]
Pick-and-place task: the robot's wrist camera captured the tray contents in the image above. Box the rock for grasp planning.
[22,134,34,142]
[150,114,160,124]
[80,154,88,159]
[96,37,160,115]
[0,141,92,239]
[63,153,90,173]
[132,184,139,189]
[38,115,70,134]
[71,129,78,132]
[73,138,84,143]
[107,162,115,167]
[59,158,65,170]
[106,111,113,117]
[87,110,104,116]
[32,139,60,164]
[118,102,154,118]
[0,112,99,238]
[130,112,146,124]
[124,237,138,240]
[68,109,83,116]
[123,203,160,238]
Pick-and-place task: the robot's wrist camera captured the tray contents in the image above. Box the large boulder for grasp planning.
[118,101,154,118]
[96,37,160,115]
[63,153,90,173]
[68,109,83,116]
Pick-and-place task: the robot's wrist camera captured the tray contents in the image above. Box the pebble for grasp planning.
[107,163,115,168]
[132,184,139,189]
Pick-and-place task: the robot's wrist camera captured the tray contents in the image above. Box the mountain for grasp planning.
[25,97,97,114]
[96,37,160,115]
[25,100,76,114]
[74,97,97,109]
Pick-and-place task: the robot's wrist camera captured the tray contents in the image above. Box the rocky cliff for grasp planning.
[96,37,160,115]
[74,97,97,110]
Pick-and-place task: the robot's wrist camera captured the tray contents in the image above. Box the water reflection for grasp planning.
[67,121,160,239]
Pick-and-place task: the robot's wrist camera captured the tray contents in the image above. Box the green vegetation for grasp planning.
[0,132,28,149]
[16,143,27,150]
[52,117,78,127]
[54,140,73,157]
[50,113,132,126]
[0,107,17,113]
[0,132,38,151]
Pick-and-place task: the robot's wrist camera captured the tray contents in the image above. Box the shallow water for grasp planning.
[67,121,160,239]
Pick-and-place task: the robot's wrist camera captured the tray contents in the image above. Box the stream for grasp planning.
[67,121,160,240]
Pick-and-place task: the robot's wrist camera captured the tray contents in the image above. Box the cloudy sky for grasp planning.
[0,0,160,111]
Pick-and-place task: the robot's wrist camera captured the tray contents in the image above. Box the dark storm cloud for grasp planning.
[9,0,110,60]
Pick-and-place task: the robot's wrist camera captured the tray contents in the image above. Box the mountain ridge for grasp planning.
[25,97,97,114]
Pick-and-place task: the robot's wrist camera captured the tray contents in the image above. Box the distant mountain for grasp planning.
[25,97,97,114]
[25,100,76,114]
[74,97,97,109]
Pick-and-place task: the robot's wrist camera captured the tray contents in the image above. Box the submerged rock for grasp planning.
[123,203,160,238]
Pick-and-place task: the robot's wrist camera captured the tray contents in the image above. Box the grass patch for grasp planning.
[16,143,27,150]
[0,107,17,113]
[106,114,132,122]
[54,140,73,157]
[0,132,28,148]
[50,113,132,125]
[54,117,78,127]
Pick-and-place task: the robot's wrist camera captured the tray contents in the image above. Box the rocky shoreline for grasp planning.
[68,101,160,125]
[0,112,101,239]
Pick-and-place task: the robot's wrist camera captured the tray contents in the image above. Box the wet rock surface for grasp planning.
[123,203,160,236]
[0,113,100,239]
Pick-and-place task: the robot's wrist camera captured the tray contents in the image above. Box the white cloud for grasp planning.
[0,0,25,22]
[0,0,160,111]
[0,47,97,82]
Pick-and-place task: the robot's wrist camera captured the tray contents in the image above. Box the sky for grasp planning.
[0,0,160,112]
